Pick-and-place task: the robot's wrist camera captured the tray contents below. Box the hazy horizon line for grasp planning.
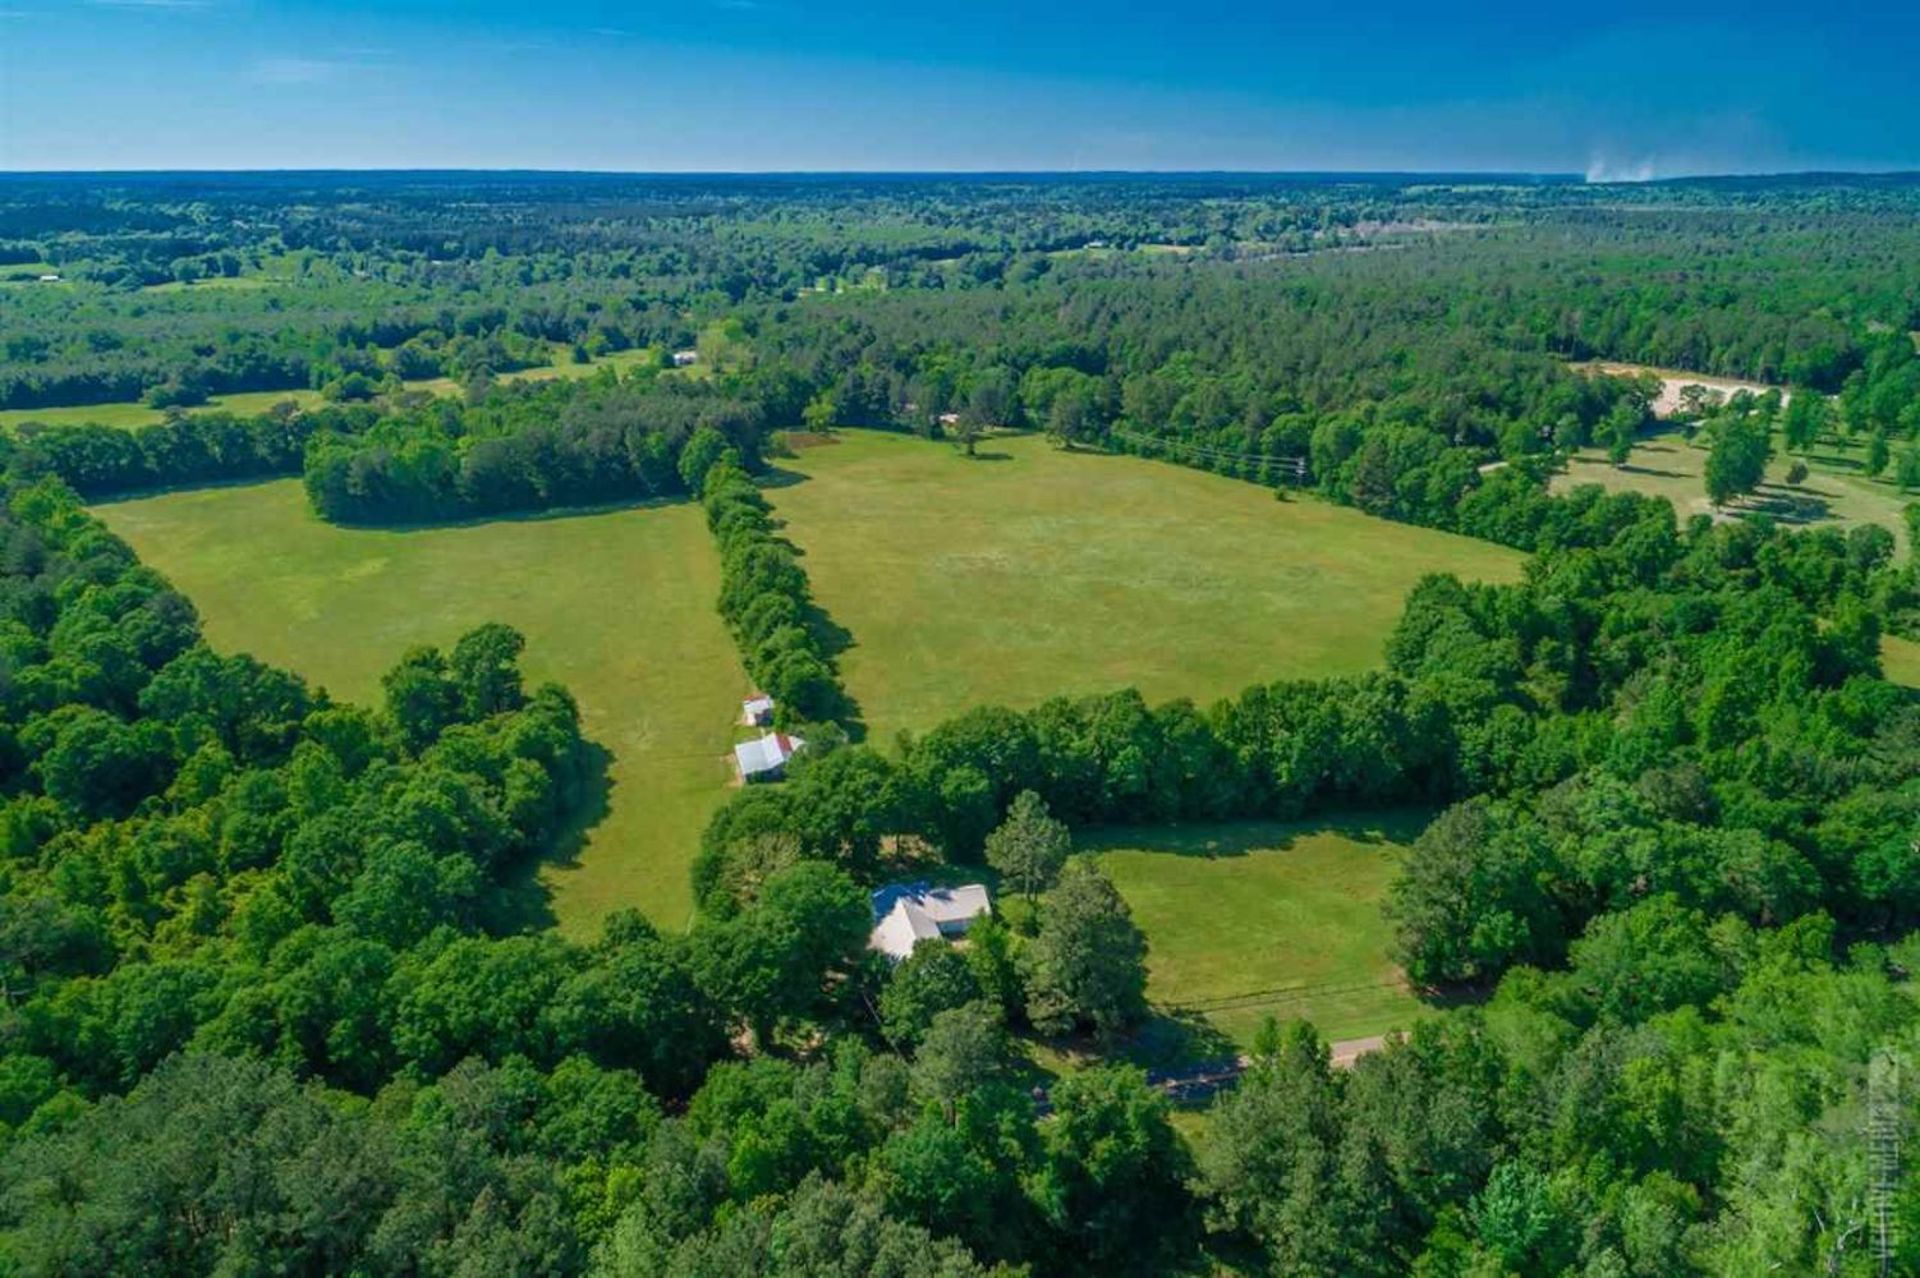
[4,166,1918,183]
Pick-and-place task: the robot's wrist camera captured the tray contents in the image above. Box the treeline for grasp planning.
[734,258,1673,547]
[302,376,766,524]
[693,484,1808,905]
[0,303,570,413]
[0,403,378,498]
[701,452,855,727]
[699,500,1918,960]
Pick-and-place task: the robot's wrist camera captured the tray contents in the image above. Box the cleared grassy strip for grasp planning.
[0,347,662,430]
[1086,812,1429,1046]
[95,479,747,934]
[769,432,1524,740]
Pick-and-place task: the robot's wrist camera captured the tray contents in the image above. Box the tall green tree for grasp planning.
[1023,860,1148,1038]
[1703,413,1771,507]
[1033,1065,1195,1275]
[910,1000,1010,1121]
[984,789,1071,905]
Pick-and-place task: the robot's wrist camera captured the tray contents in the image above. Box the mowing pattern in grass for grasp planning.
[769,432,1524,740]
[95,480,747,935]
[1087,813,1429,1046]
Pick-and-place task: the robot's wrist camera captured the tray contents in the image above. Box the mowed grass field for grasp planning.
[1556,426,1915,556]
[95,480,748,935]
[1884,635,1920,688]
[1087,812,1429,1045]
[771,432,1524,739]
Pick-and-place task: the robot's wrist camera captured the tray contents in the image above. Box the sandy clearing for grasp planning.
[1572,360,1792,419]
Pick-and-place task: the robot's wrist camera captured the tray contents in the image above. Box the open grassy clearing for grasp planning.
[769,431,1524,740]
[1554,425,1915,555]
[146,275,283,293]
[1883,635,1920,688]
[0,346,662,430]
[95,479,747,935]
[1085,812,1428,1047]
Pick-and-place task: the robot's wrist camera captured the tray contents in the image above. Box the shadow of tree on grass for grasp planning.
[483,738,614,935]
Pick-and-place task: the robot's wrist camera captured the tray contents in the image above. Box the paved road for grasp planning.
[1328,1034,1388,1068]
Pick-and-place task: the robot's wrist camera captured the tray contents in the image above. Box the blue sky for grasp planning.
[2,1,1915,174]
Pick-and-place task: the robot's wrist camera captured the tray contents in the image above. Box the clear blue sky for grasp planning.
[2,1,1915,174]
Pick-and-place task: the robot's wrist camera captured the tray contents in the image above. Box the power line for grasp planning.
[1108,426,1310,483]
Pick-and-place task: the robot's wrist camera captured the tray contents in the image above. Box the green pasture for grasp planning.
[1087,812,1430,1046]
[769,431,1524,740]
[95,480,748,936]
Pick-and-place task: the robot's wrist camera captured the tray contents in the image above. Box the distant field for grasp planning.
[1884,636,1920,688]
[0,346,661,430]
[1555,426,1914,555]
[95,480,747,935]
[1088,812,1429,1046]
[770,432,1524,739]
[146,275,281,293]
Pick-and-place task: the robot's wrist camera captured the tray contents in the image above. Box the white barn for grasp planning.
[741,693,775,726]
[734,731,802,782]
[869,882,992,962]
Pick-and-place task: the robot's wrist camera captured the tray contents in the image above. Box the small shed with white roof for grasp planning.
[734,731,802,782]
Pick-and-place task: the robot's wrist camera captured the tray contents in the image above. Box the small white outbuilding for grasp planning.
[734,731,802,782]
[741,693,775,726]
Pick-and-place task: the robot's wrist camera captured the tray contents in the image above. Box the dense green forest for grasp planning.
[3,173,1920,1275]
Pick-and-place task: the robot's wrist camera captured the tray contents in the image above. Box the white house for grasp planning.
[734,731,802,782]
[672,349,699,367]
[869,882,992,962]
[741,693,775,726]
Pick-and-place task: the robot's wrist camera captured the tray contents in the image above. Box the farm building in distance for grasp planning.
[671,349,699,367]
[734,731,802,782]
[741,693,775,726]
[869,881,992,961]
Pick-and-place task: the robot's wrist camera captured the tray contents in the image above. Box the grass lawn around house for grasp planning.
[768,431,1525,741]
[94,479,748,936]
[1085,811,1430,1048]
[0,346,663,431]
